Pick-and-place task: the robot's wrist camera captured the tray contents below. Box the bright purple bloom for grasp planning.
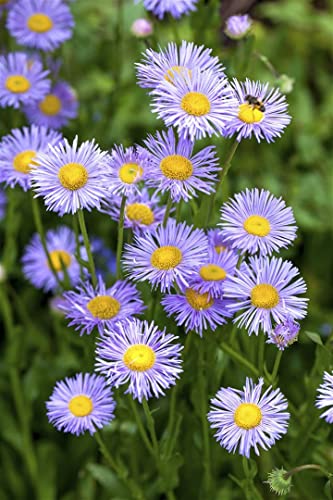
[225,15,252,39]
[0,187,6,220]
[316,372,333,424]
[207,228,235,255]
[135,0,198,19]
[266,317,300,350]
[106,144,149,197]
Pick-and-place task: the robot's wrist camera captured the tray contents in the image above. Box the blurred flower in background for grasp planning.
[225,14,252,40]
[131,18,153,38]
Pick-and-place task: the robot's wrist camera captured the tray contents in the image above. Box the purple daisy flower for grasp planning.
[224,255,308,335]
[95,318,183,402]
[46,373,116,436]
[0,187,7,220]
[151,68,237,141]
[131,18,153,38]
[7,0,74,51]
[0,125,62,191]
[24,81,78,129]
[136,41,224,90]
[208,377,290,458]
[207,228,235,255]
[122,219,208,292]
[0,52,50,109]
[161,287,233,336]
[224,78,291,143]
[107,144,149,197]
[219,188,297,256]
[266,317,300,351]
[101,188,166,233]
[90,237,117,276]
[31,136,109,215]
[316,372,333,424]
[141,128,220,202]
[22,225,82,292]
[135,0,198,19]
[61,276,145,336]
[225,15,252,39]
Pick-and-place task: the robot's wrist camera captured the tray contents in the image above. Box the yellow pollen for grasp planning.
[234,403,262,429]
[13,150,38,174]
[87,295,120,320]
[215,245,227,254]
[238,103,264,124]
[39,94,62,116]
[199,264,227,281]
[181,91,211,116]
[5,75,31,93]
[151,245,182,270]
[160,154,193,180]
[251,284,279,309]
[27,13,53,33]
[244,215,271,237]
[119,163,143,184]
[58,162,88,190]
[123,344,156,372]
[126,203,154,225]
[164,65,192,84]
[185,289,214,310]
[68,395,93,417]
[48,250,72,272]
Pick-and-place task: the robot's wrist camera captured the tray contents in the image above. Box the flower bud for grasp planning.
[225,14,252,40]
[266,468,292,496]
[131,18,153,38]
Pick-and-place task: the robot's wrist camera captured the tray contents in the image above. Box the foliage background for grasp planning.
[0,0,333,498]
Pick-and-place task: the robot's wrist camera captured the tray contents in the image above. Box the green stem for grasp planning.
[72,214,84,280]
[142,399,159,459]
[242,457,263,500]
[77,209,97,287]
[116,195,126,280]
[175,200,182,222]
[128,397,154,455]
[284,464,331,480]
[163,192,173,227]
[220,342,259,377]
[258,334,265,376]
[270,350,283,384]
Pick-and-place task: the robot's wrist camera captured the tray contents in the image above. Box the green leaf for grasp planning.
[86,463,126,495]
[305,331,323,346]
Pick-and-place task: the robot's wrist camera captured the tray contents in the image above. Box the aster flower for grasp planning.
[161,287,233,336]
[225,15,252,39]
[135,0,198,19]
[151,69,237,141]
[22,226,82,292]
[224,78,291,143]
[107,144,149,197]
[0,125,62,191]
[0,52,50,109]
[31,136,109,215]
[46,373,116,436]
[141,128,220,202]
[95,318,183,402]
[0,187,6,220]
[136,41,224,90]
[219,188,297,255]
[316,372,333,424]
[131,18,153,38]
[7,0,74,51]
[224,256,308,335]
[0,0,14,13]
[266,317,300,351]
[61,276,145,336]
[207,228,235,255]
[208,377,290,458]
[101,188,166,233]
[24,81,78,129]
[122,219,208,292]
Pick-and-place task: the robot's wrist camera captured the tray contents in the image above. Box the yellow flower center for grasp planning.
[27,13,53,33]
[199,264,227,281]
[181,91,211,116]
[160,154,193,180]
[58,163,88,190]
[68,395,93,417]
[87,295,121,320]
[48,250,72,272]
[238,103,264,124]
[251,284,280,309]
[39,94,62,116]
[185,289,214,310]
[13,150,38,174]
[234,403,262,429]
[5,75,31,94]
[244,215,271,237]
[0,0,9,4]
[123,344,156,371]
[164,65,192,84]
[126,203,154,226]
[150,246,182,270]
[215,245,227,254]
[119,163,143,184]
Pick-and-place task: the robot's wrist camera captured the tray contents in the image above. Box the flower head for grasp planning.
[95,318,183,402]
[316,372,333,424]
[208,377,290,458]
[219,188,297,255]
[224,256,308,335]
[131,18,153,38]
[7,0,74,51]
[225,15,252,39]
[122,219,208,292]
[207,228,235,255]
[31,136,109,215]
[61,276,145,336]
[266,317,300,351]
[24,81,78,129]
[0,52,50,108]
[46,373,116,435]
[107,144,149,197]
[141,128,220,202]
[224,78,291,143]
[0,125,62,191]
[135,0,198,19]
[151,68,237,140]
